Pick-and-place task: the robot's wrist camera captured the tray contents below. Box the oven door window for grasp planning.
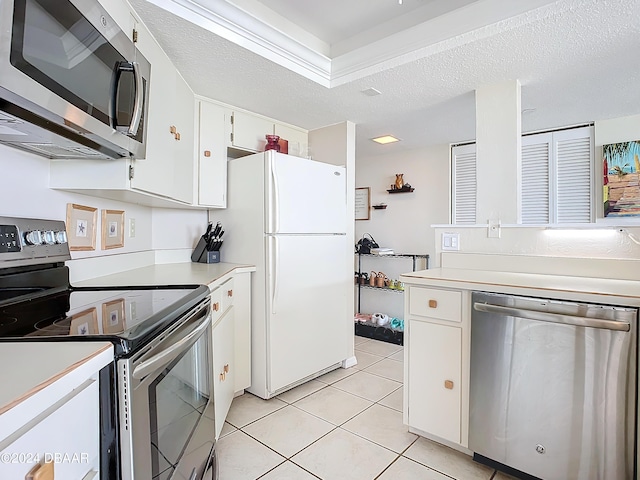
[10,0,133,128]
[149,333,211,480]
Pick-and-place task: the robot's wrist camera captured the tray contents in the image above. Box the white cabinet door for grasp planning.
[172,73,195,204]
[233,272,251,392]
[231,111,273,152]
[274,123,308,157]
[198,101,228,207]
[130,22,175,198]
[213,307,235,439]
[407,320,462,444]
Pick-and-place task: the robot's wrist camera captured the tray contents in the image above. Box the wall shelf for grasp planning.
[387,187,414,194]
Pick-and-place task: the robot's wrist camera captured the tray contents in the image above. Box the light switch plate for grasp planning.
[488,221,501,238]
[442,233,460,251]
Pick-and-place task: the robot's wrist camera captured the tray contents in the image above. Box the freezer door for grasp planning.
[266,234,347,393]
[266,152,346,234]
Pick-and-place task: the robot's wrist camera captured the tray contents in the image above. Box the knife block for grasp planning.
[191,236,221,263]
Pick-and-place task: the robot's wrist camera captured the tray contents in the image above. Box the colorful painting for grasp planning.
[603,140,640,217]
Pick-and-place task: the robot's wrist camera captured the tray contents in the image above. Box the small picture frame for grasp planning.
[102,209,125,250]
[66,203,97,251]
[355,187,371,221]
[69,308,99,336]
[102,299,125,334]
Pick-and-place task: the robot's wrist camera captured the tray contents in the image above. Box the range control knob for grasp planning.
[55,231,68,244]
[43,230,56,245]
[24,230,43,246]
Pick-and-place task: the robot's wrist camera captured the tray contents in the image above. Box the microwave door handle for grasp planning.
[132,316,210,380]
[128,61,144,136]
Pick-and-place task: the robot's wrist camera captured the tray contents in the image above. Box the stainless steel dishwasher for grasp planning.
[469,291,637,480]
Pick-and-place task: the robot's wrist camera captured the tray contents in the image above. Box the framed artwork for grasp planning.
[69,308,99,335]
[603,140,640,217]
[355,187,371,221]
[66,203,97,251]
[102,299,125,334]
[102,209,125,249]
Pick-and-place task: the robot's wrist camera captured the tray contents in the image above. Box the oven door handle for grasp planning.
[132,317,210,380]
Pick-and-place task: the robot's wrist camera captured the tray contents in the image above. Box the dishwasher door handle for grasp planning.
[473,302,631,332]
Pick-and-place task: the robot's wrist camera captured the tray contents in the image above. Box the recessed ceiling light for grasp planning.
[372,135,400,144]
[361,87,381,96]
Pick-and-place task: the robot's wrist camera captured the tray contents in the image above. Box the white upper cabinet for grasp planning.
[230,111,273,152]
[274,122,308,157]
[198,100,228,208]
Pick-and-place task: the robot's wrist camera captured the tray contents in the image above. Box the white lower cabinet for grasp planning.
[209,272,252,439]
[213,306,235,440]
[407,320,462,444]
[404,285,469,448]
[0,378,100,479]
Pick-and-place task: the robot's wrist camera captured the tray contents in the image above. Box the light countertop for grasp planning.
[400,267,640,306]
[73,262,256,289]
[0,342,113,439]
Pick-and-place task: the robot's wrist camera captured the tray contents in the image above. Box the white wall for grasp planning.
[354,144,450,258]
[0,144,205,260]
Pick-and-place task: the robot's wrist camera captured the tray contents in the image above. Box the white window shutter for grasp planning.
[452,144,476,224]
[555,127,593,223]
[521,134,552,224]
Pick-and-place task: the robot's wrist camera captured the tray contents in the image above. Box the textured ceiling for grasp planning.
[130,0,640,158]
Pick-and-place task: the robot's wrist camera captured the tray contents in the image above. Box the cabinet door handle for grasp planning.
[444,380,454,390]
[227,289,233,297]
[429,300,438,308]
[170,125,177,134]
[224,364,229,373]
[213,302,220,312]
[175,132,181,141]
[219,372,225,381]
[204,150,211,157]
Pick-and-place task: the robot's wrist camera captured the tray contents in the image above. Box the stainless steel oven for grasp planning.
[0,0,150,159]
[119,298,217,480]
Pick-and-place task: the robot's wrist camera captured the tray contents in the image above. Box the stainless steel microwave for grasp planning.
[0,0,150,159]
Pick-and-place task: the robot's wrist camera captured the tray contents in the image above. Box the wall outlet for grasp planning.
[129,218,136,238]
[442,233,460,251]
[488,221,501,238]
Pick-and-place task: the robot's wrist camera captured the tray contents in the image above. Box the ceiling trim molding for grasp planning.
[146,0,332,86]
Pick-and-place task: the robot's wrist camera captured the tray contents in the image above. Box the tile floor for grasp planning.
[217,337,514,480]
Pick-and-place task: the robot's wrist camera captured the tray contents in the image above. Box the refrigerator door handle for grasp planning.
[270,236,279,315]
[270,158,280,233]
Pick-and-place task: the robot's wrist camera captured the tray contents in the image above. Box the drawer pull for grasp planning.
[25,461,54,479]
[444,380,454,390]
[227,289,233,297]
[224,364,229,373]
[213,302,220,312]
[175,132,181,141]
[428,300,438,308]
[169,125,177,134]
[219,372,226,381]
[204,150,211,157]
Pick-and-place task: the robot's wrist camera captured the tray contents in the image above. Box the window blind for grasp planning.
[452,144,476,224]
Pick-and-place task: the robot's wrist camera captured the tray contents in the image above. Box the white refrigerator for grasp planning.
[213,151,349,399]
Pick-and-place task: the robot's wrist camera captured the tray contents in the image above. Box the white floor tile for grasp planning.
[332,370,402,402]
[378,456,451,479]
[354,335,370,346]
[354,350,385,370]
[225,393,286,428]
[277,380,326,404]
[355,339,403,357]
[258,461,319,479]
[243,405,335,458]
[378,387,403,412]
[220,421,236,438]
[404,437,494,480]
[216,430,284,480]
[294,385,373,425]
[342,404,417,453]
[315,366,358,385]
[388,349,404,362]
[363,357,404,382]
[291,428,397,480]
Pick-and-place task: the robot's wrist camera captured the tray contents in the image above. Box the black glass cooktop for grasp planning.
[0,285,210,355]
